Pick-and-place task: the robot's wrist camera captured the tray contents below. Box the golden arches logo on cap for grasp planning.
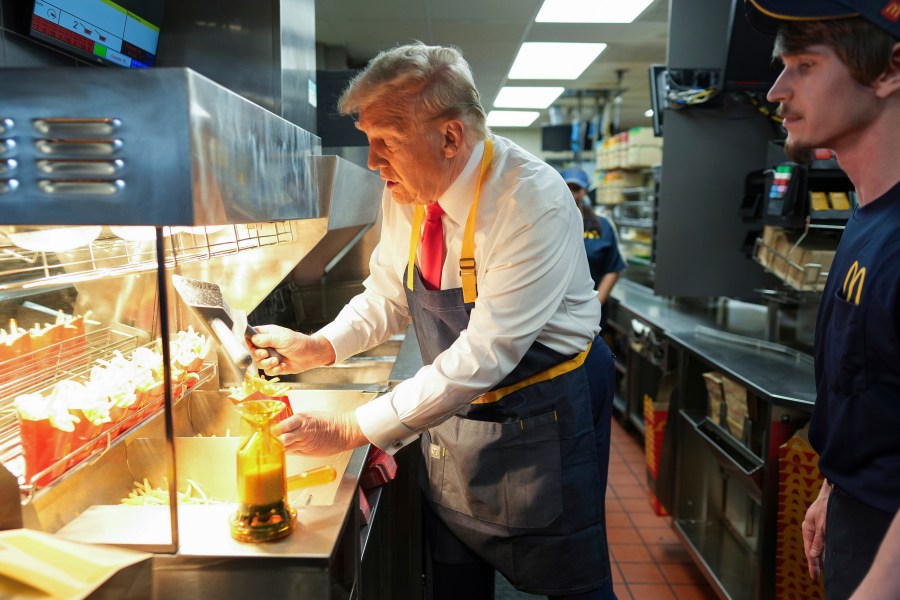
[883,0,900,22]
[745,0,900,39]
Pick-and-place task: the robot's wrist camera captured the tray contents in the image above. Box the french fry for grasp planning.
[121,478,218,505]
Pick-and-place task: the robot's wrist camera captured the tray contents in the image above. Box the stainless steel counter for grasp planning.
[608,278,720,335]
[39,389,374,599]
[610,280,819,600]
[609,279,816,408]
[667,330,815,407]
[144,338,416,600]
[150,441,369,600]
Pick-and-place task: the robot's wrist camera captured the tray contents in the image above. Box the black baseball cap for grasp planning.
[746,0,900,39]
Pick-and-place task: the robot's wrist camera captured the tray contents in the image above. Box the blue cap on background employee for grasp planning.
[745,0,900,39]
[560,167,590,190]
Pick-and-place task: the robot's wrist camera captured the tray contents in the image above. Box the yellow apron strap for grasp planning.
[460,138,493,304]
[472,343,592,405]
[406,139,494,298]
[407,205,426,292]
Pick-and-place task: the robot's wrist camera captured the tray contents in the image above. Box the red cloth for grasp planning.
[361,447,398,490]
[420,203,445,290]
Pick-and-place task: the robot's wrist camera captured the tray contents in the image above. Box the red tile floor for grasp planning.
[496,417,719,599]
[605,418,718,600]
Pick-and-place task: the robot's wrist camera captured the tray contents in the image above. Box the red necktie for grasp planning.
[420,203,445,290]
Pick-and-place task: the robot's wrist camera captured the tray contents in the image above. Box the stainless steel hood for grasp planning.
[0,67,321,226]
[168,155,382,315]
[0,66,383,328]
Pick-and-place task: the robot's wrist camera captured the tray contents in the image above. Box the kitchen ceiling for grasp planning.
[315,0,670,133]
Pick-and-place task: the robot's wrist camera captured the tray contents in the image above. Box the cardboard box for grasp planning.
[756,226,835,292]
[784,243,834,291]
[721,376,749,441]
[703,371,726,427]
[625,145,663,169]
[600,169,645,189]
[625,127,658,145]
[702,371,749,440]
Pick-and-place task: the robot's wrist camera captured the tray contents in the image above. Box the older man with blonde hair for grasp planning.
[251,43,617,599]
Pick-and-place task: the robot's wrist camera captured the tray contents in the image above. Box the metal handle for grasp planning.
[37,179,125,195]
[32,117,122,136]
[286,465,337,491]
[245,324,285,364]
[35,138,123,156]
[211,318,252,371]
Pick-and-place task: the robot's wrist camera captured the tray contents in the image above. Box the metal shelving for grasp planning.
[610,180,657,273]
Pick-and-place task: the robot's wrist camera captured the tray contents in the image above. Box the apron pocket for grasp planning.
[426,411,564,529]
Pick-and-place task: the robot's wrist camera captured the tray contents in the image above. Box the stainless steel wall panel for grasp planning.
[655,0,779,297]
[157,0,280,118]
[280,0,317,134]
[156,0,317,134]
[655,106,777,297]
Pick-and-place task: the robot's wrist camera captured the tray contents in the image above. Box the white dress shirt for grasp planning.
[318,135,602,453]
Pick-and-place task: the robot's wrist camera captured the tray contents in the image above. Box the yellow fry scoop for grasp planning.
[287,465,337,491]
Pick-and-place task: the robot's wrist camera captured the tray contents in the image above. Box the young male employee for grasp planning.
[746,1,900,597]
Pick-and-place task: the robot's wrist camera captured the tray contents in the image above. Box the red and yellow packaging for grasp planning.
[229,372,293,422]
[14,389,79,487]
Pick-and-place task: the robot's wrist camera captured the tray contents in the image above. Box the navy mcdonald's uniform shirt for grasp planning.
[810,181,900,513]
[583,214,626,290]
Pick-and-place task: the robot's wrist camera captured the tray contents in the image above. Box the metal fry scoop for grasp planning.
[171,274,282,372]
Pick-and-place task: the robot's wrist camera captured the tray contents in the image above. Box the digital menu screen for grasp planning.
[30,0,164,68]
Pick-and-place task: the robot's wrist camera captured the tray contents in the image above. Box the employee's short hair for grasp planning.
[774,18,897,86]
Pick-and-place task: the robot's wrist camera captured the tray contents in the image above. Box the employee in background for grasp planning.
[560,167,623,499]
[251,43,617,600]
[560,167,626,306]
[746,1,900,597]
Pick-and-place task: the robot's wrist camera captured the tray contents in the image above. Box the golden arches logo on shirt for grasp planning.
[842,261,866,305]
[584,230,602,239]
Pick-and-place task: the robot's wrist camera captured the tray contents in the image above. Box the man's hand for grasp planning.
[803,480,831,579]
[277,411,367,456]
[247,325,336,376]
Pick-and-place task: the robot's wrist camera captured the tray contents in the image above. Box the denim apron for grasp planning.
[405,140,613,595]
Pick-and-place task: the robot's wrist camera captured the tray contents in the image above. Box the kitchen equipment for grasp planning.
[229,399,295,543]
[126,437,341,504]
[287,465,337,491]
[171,274,283,372]
[0,65,385,597]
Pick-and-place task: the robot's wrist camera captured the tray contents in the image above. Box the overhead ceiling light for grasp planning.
[486,110,540,127]
[644,108,654,118]
[536,0,655,23]
[509,43,606,80]
[494,87,565,109]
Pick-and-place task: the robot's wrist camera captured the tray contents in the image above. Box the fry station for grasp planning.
[0,65,403,598]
